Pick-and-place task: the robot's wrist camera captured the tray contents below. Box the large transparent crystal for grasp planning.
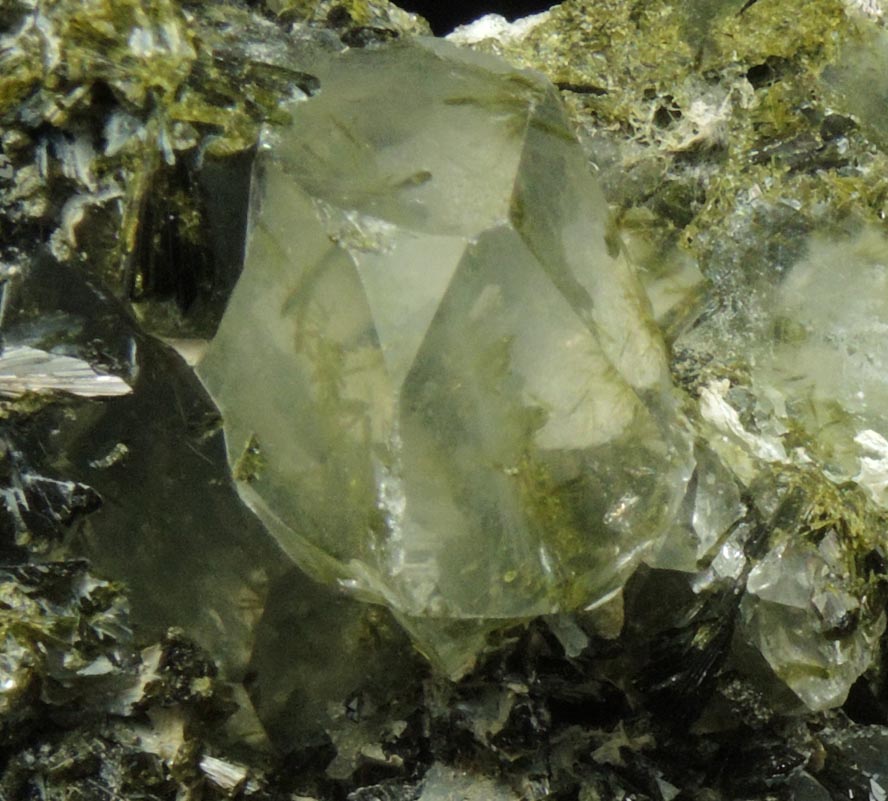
[197,38,692,671]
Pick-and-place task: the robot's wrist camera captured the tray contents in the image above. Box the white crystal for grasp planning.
[0,345,131,398]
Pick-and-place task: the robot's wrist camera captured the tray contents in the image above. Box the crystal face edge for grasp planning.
[196,37,693,674]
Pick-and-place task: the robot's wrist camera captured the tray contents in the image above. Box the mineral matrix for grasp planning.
[2,1,888,800]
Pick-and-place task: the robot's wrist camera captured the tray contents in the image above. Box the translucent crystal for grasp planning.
[741,515,887,711]
[823,24,888,150]
[649,443,745,574]
[752,226,888,483]
[672,216,888,711]
[197,38,692,672]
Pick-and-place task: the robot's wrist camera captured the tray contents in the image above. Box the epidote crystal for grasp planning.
[196,37,692,671]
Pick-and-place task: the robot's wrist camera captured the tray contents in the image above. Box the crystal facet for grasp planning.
[197,38,692,671]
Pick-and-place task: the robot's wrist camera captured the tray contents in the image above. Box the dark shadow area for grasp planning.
[396,0,555,35]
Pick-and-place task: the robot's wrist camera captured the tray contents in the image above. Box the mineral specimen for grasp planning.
[196,37,692,672]
[10,0,888,798]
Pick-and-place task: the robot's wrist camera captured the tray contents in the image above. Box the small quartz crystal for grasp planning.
[197,37,692,671]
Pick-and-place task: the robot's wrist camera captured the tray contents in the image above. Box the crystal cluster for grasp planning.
[667,221,888,710]
[12,0,888,797]
[197,37,692,671]
[709,226,888,710]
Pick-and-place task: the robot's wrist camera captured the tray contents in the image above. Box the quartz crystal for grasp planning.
[197,37,692,671]
[742,523,886,711]
[673,220,888,710]
[728,228,888,710]
[752,225,888,485]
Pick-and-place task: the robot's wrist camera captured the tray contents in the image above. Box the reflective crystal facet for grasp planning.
[742,530,886,711]
[197,38,692,671]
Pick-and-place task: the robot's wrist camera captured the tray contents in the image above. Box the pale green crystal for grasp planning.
[741,517,886,711]
[718,226,888,709]
[197,38,692,672]
[686,223,888,511]
[672,218,888,709]
[823,22,888,151]
[754,225,888,484]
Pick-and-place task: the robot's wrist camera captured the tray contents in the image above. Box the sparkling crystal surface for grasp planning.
[674,222,888,711]
[197,38,692,670]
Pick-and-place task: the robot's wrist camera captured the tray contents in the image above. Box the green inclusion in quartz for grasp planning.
[196,37,692,673]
